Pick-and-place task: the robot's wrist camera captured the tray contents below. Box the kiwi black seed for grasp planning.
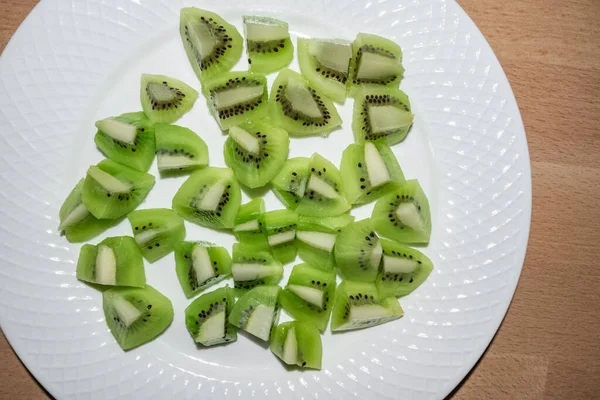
[182,16,235,72]
[275,85,331,128]
[360,94,410,141]
[247,39,287,54]
[144,81,187,111]
[210,78,265,120]
[314,64,347,84]
[352,46,399,85]
[385,194,422,229]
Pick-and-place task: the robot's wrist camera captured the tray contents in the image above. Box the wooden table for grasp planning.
[1,0,599,398]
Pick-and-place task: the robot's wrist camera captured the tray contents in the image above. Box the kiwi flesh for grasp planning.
[271,157,311,210]
[175,241,232,298]
[127,208,185,263]
[334,218,383,281]
[180,8,243,82]
[155,124,208,173]
[140,74,199,123]
[243,16,293,74]
[103,285,173,350]
[76,236,145,287]
[228,285,281,341]
[231,243,283,292]
[372,179,432,243]
[261,209,298,265]
[185,286,237,346]
[172,167,241,230]
[233,198,268,249]
[82,159,155,219]
[270,321,322,369]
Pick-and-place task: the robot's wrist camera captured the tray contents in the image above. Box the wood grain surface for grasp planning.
[1,0,599,399]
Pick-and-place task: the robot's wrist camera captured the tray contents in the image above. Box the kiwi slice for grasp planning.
[376,239,434,298]
[270,321,322,369]
[58,179,119,242]
[103,285,173,350]
[296,214,355,271]
[297,38,352,103]
[243,16,293,74]
[180,8,243,82]
[172,167,241,230]
[261,209,298,265]
[331,281,403,331]
[348,33,404,96]
[372,179,432,243]
[82,159,155,219]
[271,157,311,210]
[224,121,290,188]
[140,74,198,123]
[76,236,145,287]
[231,243,283,292]
[228,285,281,341]
[279,263,336,332]
[155,124,208,173]
[340,142,405,205]
[352,86,414,145]
[175,241,232,298]
[94,112,155,172]
[334,218,382,281]
[185,286,237,346]
[233,198,268,249]
[128,208,185,263]
[203,71,269,130]
[270,68,342,137]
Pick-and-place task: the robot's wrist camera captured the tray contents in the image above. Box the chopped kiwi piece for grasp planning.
[233,198,269,249]
[261,209,298,265]
[103,285,173,350]
[180,8,243,82]
[334,218,382,281]
[297,38,352,103]
[175,241,232,298]
[372,179,431,243]
[128,208,185,263]
[376,239,433,297]
[76,236,145,287]
[331,281,403,331]
[270,321,322,369]
[82,159,155,219]
[279,263,336,332]
[271,157,311,210]
[228,285,281,341]
[231,243,283,293]
[224,121,289,188]
[155,124,208,173]
[270,68,342,137]
[140,74,198,123]
[185,286,237,346]
[243,16,293,74]
[172,167,241,230]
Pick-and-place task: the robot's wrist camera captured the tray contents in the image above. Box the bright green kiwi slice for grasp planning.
[372,179,432,243]
[185,286,237,346]
[279,263,336,332]
[261,209,298,265]
[270,321,322,369]
[331,281,403,331]
[340,142,405,205]
[231,243,283,292]
[103,285,173,350]
[297,38,352,103]
[376,239,433,297]
[180,8,243,82]
[76,236,145,287]
[127,208,185,263]
[233,198,268,249]
[271,157,311,210]
[270,68,342,137]
[172,167,241,230]
[140,74,198,123]
[175,241,232,298]
[224,121,289,188]
[334,218,382,281]
[82,159,155,219]
[228,285,281,341]
[155,124,208,173]
[243,16,293,74]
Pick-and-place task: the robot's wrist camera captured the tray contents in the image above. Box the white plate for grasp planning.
[0,0,531,399]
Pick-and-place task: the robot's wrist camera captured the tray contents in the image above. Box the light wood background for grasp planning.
[1,0,599,399]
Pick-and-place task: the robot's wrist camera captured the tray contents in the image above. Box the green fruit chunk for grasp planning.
[185,286,237,346]
[244,16,293,74]
[261,209,298,265]
[175,241,232,298]
[334,218,383,281]
[228,285,281,341]
[231,243,283,293]
[128,208,185,263]
[140,74,199,123]
[155,124,208,173]
[270,321,322,369]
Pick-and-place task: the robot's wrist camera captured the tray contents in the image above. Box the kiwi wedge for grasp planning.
[103,285,173,350]
[270,68,342,137]
[180,8,243,82]
[175,241,232,298]
[140,74,198,123]
[224,121,289,188]
[82,159,155,219]
[243,16,293,74]
[231,243,283,292]
[334,218,383,281]
[261,209,298,265]
[371,179,432,243]
[297,38,352,103]
[128,208,185,263]
[270,157,311,210]
[185,286,237,346]
[76,236,145,287]
[228,285,281,341]
[155,124,208,173]
[172,167,241,230]
[270,321,322,369]
[233,198,269,249]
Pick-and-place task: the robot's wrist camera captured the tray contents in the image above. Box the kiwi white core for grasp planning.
[213,86,264,109]
[368,105,414,134]
[196,311,225,344]
[364,143,391,187]
[244,18,288,42]
[296,231,336,252]
[88,166,131,193]
[282,326,298,365]
[229,126,260,154]
[288,284,324,308]
[58,203,89,231]
[285,79,322,118]
[113,296,141,327]
[234,219,260,232]
[395,203,425,231]
[383,256,417,274]
[267,231,296,247]
[95,118,137,145]
[134,229,162,247]
[157,154,198,170]
[198,181,225,211]
[369,240,383,269]
[192,245,215,284]
[244,304,275,341]
[308,39,352,73]
[307,175,340,199]
[95,245,117,285]
[185,20,217,60]
[356,52,399,80]
[232,263,281,281]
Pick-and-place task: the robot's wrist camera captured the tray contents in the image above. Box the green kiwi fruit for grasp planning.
[175,241,232,298]
[223,121,289,188]
[271,157,311,210]
[228,285,281,341]
[270,68,342,137]
[127,208,186,263]
[243,16,293,74]
[184,286,237,346]
[103,285,173,350]
[172,167,241,230]
[334,218,382,281]
[330,281,403,331]
[270,321,322,369]
[140,74,199,123]
[371,179,432,243]
[82,159,155,219]
[155,124,208,173]
[231,243,283,292]
[233,198,269,249]
[76,236,145,287]
[180,8,243,82]
[340,142,405,205]
[261,209,298,264]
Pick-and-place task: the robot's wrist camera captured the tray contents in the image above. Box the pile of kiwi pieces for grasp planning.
[57,7,434,370]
